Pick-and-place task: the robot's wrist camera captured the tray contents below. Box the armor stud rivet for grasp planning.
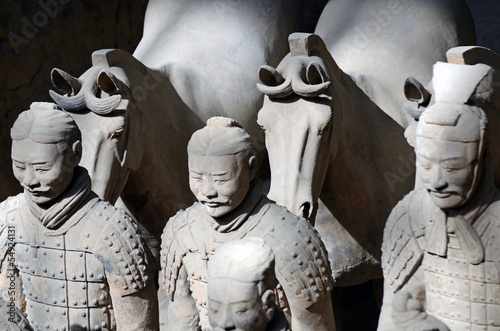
[298,260,303,265]
[98,213,102,217]
[82,284,86,290]
[105,216,109,221]
[100,284,105,289]
[133,283,138,290]
[41,240,45,245]
[292,252,298,258]
[43,251,46,255]
[53,299,57,304]
[56,242,60,247]
[31,269,34,274]
[123,226,127,231]
[73,301,77,306]
[98,274,104,279]
[89,273,94,278]
[45,307,49,312]
[109,242,113,247]
[62,311,66,316]
[59,253,63,258]
[79,253,83,257]
[61,298,65,303]
[61,284,65,288]
[117,220,121,223]
[86,233,90,238]
[104,236,108,240]
[25,247,29,252]
[81,312,86,317]
[43,268,47,273]
[123,285,128,291]
[79,272,84,278]
[85,244,89,249]
[19,235,22,239]
[93,299,98,305]
[71,275,76,280]
[34,295,37,299]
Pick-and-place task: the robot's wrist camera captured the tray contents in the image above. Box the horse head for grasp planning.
[257,33,343,221]
[49,49,149,204]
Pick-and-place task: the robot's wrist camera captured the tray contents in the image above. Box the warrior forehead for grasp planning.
[11,102,80,144]
[417,104,486,142]
[208,237,274,283]
[188,117,253,156]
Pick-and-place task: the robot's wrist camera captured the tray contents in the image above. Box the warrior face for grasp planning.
[189,153,255,218]
[10,103,82,205]
[416,137,479,210]
[12,139,78,205]
[208,278,273,331]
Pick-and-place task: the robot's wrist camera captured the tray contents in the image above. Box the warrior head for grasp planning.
[416,62,494,210]
[11,102,82,204]
[207,237,277,331]
[187,117,257,217]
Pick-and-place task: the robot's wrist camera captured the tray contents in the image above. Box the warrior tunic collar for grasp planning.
[23,166,98,235]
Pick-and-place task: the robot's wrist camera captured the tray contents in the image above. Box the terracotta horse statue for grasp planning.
[257,0,476,286]
[48,0,325,239]
[258,33,414,285]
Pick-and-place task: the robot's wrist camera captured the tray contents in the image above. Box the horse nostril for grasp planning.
[300,202,311,219]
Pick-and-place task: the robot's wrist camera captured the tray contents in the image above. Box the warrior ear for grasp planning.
[261,289,275,321]
[248,155,257,181]
[70,140,82,166]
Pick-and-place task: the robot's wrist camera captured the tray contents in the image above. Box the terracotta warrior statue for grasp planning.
[379,62,499,330]
[161,117,334,331]
[0,103,158,330]
[207,237,289,331]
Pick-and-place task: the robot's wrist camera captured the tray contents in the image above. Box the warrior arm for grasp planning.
[164,264,200,331]
[110,282,159,331]
[377,266,425,331]
[287,292,335,331]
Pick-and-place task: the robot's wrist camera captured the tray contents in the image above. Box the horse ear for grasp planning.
[51,68,81,96]
[306,62,326,85]
[98,69,128,96]
[404,77,431,107]
[258,65,284,87]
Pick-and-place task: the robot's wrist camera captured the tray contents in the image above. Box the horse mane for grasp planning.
[257,33,344,99]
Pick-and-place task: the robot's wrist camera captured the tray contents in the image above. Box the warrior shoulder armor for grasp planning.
[382,191,425,292]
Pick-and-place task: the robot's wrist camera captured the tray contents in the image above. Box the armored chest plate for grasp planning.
[424,234,500,330]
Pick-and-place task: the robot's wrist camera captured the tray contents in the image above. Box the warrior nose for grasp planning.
[430,167,447,191]
[23,168,39,189]
[200,181,217,198]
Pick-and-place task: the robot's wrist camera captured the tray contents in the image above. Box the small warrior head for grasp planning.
[207,237,277,331]
[11,102,82,205]
[416,62,494,210]
[187,117,257,217]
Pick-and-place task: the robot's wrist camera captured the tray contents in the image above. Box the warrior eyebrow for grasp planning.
[212,172,228,176]
[12,159,49,165]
